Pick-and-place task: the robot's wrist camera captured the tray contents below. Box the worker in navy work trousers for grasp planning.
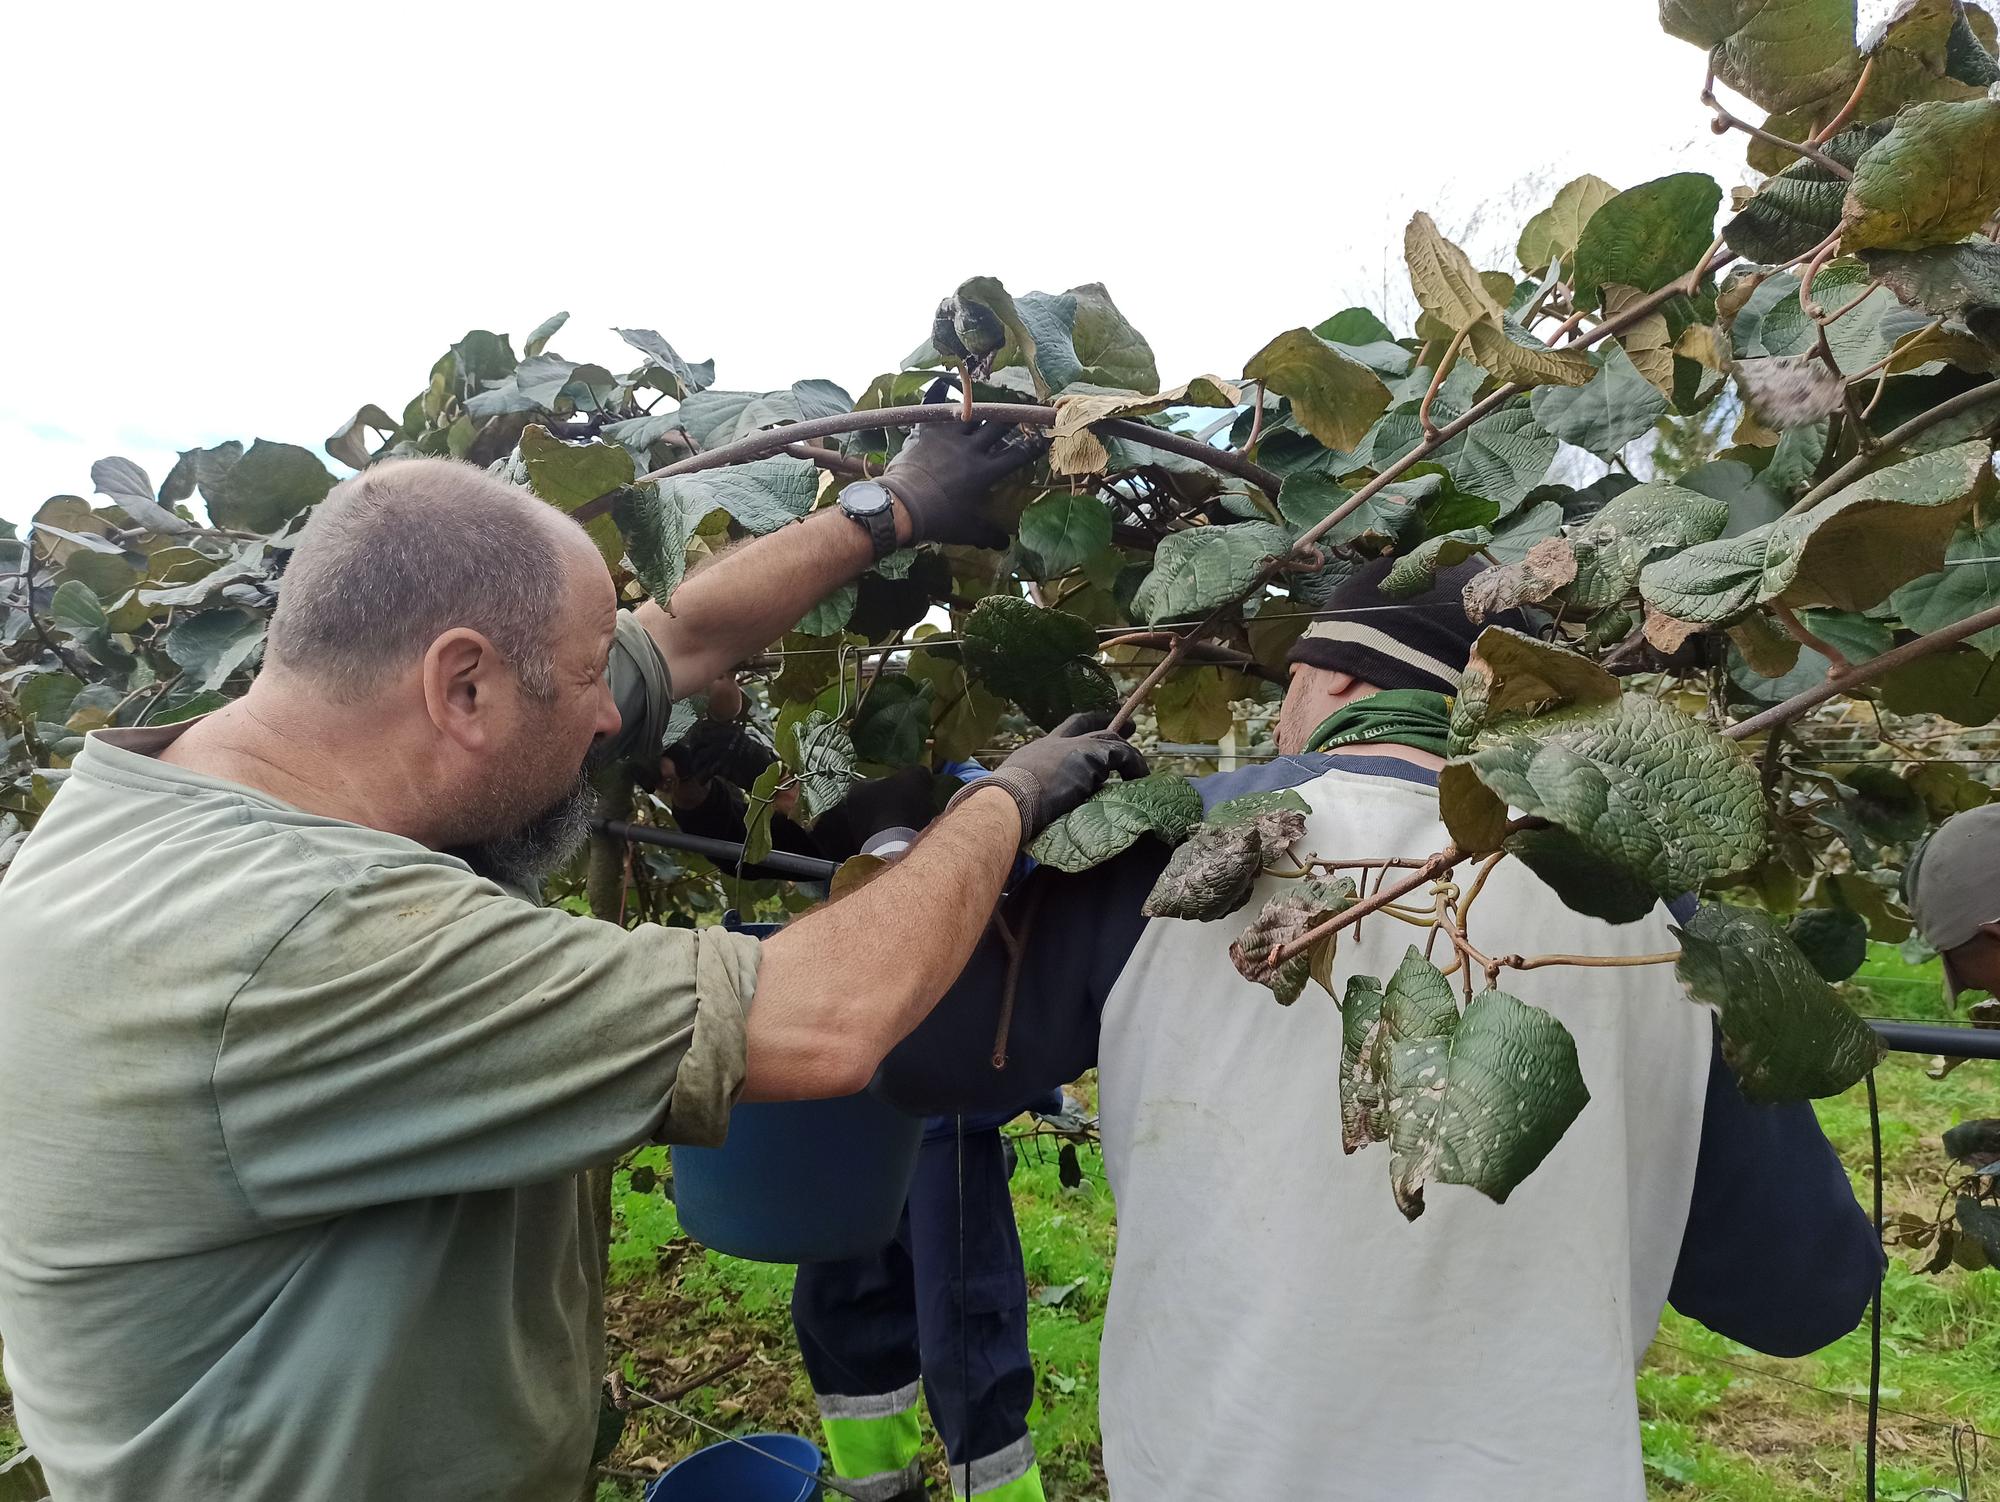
[787,765,1052,1502]
[791,1101,1055,1502]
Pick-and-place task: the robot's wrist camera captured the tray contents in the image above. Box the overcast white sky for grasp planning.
[4,0,1924,526]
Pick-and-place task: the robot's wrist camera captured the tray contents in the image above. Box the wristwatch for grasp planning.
[837,480,900,560]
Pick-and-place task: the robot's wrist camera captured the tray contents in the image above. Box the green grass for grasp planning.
[6,945,1988,1499]
[997,1134,1118,1495]
[598,943,2000,1500]
[1,1366,18,1466]
[1636,943,2000,1500]
[597,1126,1119,1499]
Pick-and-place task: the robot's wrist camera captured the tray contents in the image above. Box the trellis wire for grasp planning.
[1649,1337,1990,1453]
[959,744,2000,768]
[745,601,1519,664]
[955,1116,972,1499]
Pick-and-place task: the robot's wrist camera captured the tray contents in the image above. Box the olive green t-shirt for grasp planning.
[0,613,760,1500]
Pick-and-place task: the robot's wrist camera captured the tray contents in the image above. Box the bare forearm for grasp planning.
[638,502,911,693]
[742,784,1021,1101]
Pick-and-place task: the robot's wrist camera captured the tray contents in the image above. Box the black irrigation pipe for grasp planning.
[1870,1019,2000,1061]
[597,819,837,883]
[598,823,2000,1064]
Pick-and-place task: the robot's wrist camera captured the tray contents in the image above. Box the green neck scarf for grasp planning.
[1302,688,1452,757]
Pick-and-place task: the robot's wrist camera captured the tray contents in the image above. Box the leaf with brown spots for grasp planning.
[1143,808,1307,922]
[1461,536,1578,622]
[1341,949,1459,1154]
[1230,876,1357,1005]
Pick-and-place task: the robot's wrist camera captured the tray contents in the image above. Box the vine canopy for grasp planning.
[6,0,2000,1220]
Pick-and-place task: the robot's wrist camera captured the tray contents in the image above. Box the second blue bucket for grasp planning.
[644,1432,823,1501]
[668,921,922,1264]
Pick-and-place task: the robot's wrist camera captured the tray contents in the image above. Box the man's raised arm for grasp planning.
[638,409,1043,694]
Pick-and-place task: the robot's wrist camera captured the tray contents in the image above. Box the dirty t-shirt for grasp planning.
[0,612,760,1500]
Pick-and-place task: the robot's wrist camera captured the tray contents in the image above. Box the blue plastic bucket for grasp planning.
[644,1432,823,1502]
[668,917,923,1263]
[671,1089,921,1263]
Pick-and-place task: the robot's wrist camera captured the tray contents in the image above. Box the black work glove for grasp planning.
[944,712,1147,847]
[879,382,1049,549]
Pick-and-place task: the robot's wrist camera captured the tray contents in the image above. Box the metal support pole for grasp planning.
[1868,1020,2000,1063]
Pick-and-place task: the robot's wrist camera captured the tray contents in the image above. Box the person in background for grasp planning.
[651,716,854,868]
[869,558,1881,1502]
[1904,804,2000,998]
[791,767,1054,1502]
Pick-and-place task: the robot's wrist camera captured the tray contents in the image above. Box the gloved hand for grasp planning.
[879,383,1049,549]
[945,712,1147,846]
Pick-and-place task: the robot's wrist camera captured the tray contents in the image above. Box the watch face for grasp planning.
[843,481,893,517]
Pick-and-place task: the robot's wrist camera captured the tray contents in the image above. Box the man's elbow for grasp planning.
[803,977,914,1096]
[818,1026,889,1100]
[744,990,903,1102]
[741,1025,879,1103]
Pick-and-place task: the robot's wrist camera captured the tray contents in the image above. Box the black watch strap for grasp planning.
[860,501,898,559]
[840,482,901,560]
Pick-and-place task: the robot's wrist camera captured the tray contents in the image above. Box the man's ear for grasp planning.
[1946,927,2000,996]
[1288,664,1359,698]
[421,627,506,751]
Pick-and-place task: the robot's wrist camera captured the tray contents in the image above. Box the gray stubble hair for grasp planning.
[266,457,568,701]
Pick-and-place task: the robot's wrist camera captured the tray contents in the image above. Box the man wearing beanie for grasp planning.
[870,557,1877,1502]
[1906,804,2000,1000]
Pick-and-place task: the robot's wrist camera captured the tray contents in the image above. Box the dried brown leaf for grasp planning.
[1604,284,1675,395]
[1229,876,1357,1005]
[1734,354,1848,429]
[1049,376,1245,476]
[1142,809,1307,922]
[1643,607,1704,654]
[1461,537,1579,622]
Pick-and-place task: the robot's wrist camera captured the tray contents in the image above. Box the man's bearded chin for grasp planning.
[461,772,599,890]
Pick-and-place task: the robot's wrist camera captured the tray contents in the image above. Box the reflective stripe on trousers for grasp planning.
[947,1430,1046,1500]
[816,1391,1046,1502]
[817,1381,924,1500]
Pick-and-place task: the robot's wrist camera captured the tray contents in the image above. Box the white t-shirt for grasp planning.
[1093,760,1707,1501]
[877,751,1877,1502]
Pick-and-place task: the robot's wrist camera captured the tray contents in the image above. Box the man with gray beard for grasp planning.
[0,426,1141,1501]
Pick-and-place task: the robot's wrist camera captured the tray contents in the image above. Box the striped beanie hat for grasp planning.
[1284,556,1521,693]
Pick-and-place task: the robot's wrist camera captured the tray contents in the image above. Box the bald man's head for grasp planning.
[259,456,623,889]
[267,457,585,701]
